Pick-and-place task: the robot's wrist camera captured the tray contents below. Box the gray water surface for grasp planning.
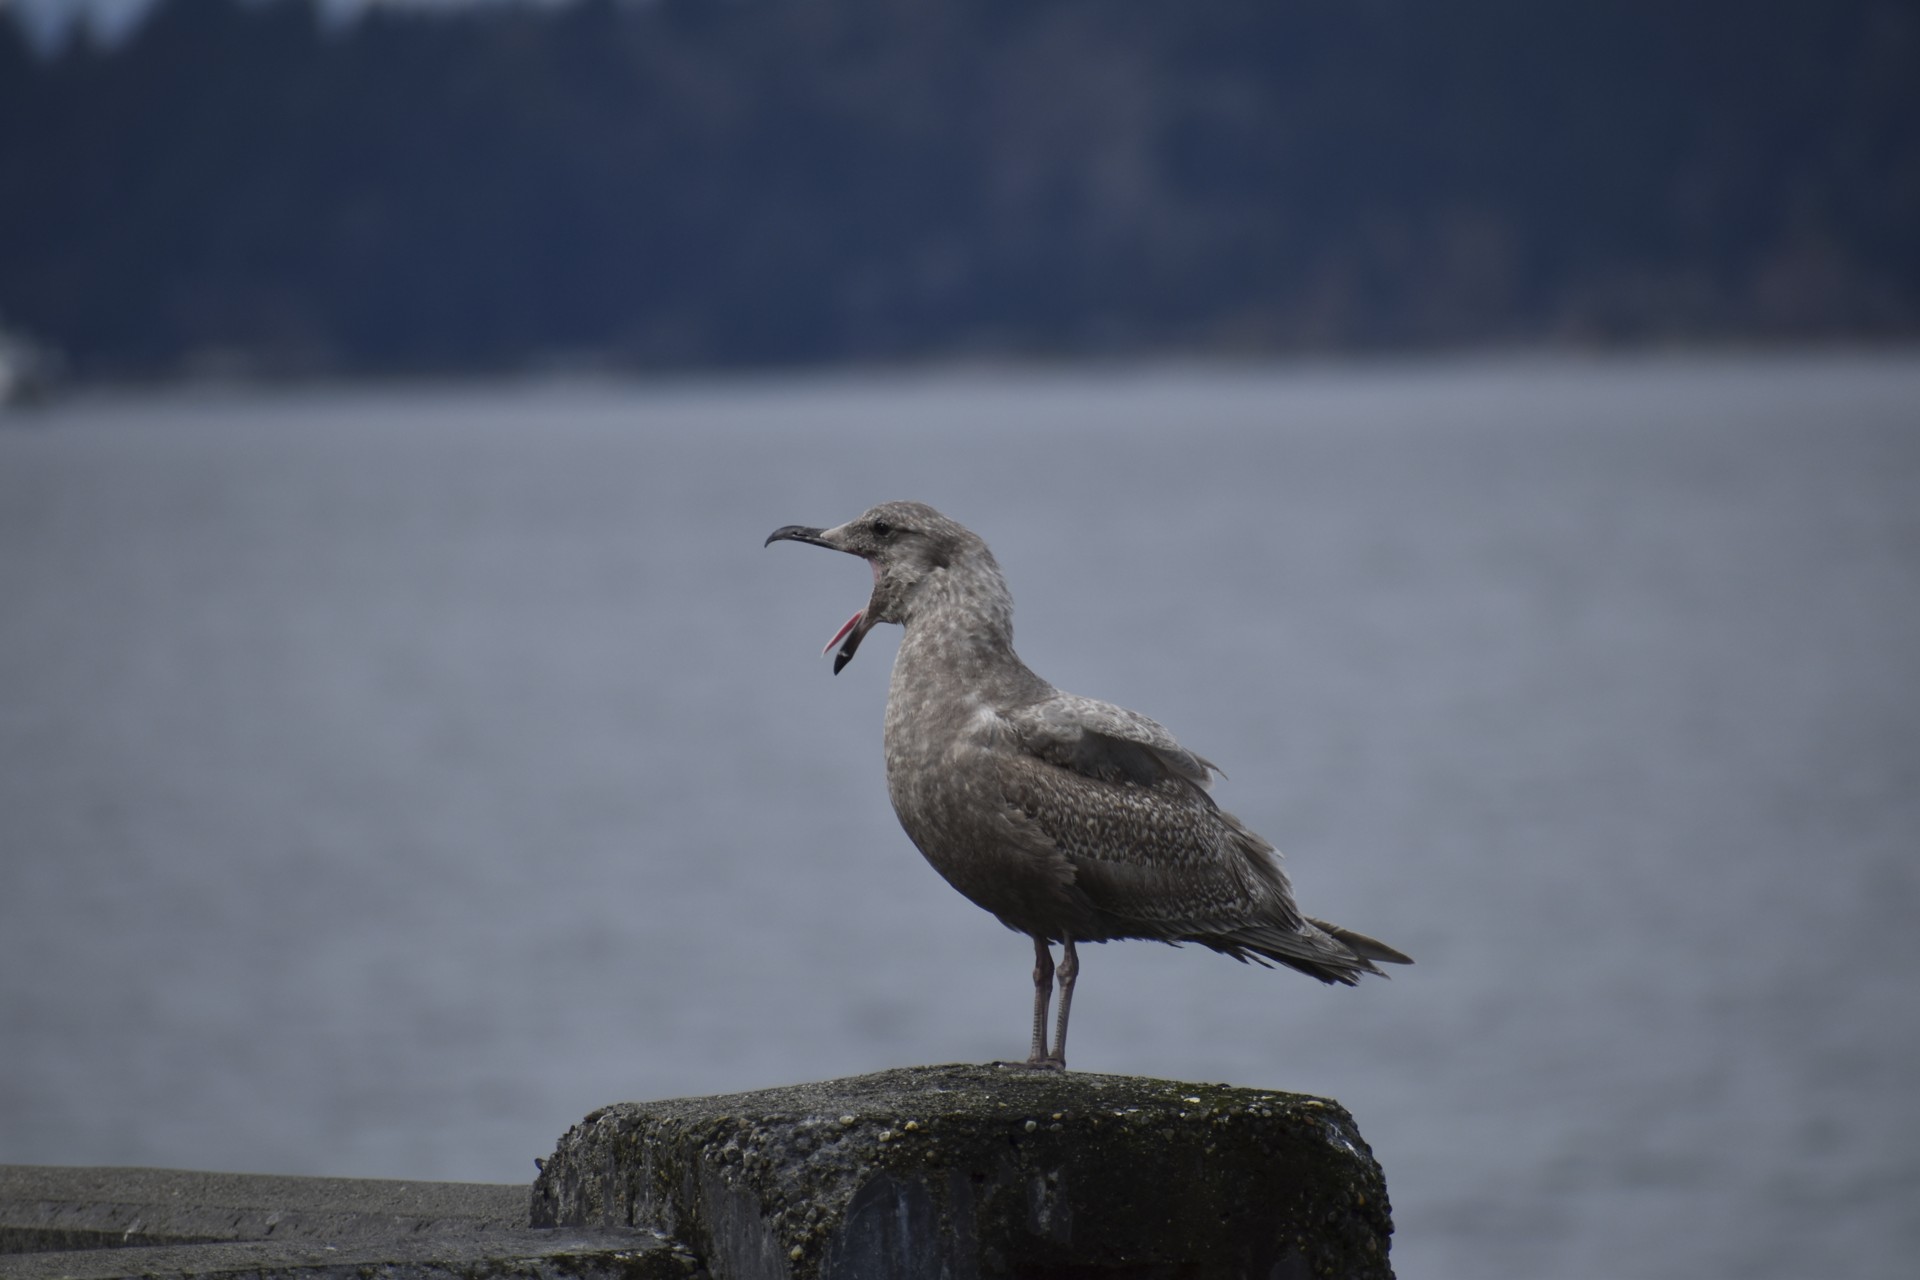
[3,354,1916,1279]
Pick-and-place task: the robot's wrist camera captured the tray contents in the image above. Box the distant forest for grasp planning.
[2,0,1916,377]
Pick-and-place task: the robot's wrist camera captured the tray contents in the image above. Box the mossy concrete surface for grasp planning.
[0,1165,694,1279]
[532,1064,1394,1280]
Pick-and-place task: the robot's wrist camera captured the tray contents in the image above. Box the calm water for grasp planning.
[2,354,1916,1279]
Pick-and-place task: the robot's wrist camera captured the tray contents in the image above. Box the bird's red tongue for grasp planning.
[824,609,869,675]
[820,559,883,674]
[823,611,863,657]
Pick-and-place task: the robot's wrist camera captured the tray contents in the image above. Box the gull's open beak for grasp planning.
[822,610,871,674]
[766,523,876,674]
[764,524,836,550]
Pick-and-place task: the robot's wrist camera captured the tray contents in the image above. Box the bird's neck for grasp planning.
[889,563,1041,710]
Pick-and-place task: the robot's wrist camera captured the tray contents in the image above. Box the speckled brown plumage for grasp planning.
[767,501,1409,1069]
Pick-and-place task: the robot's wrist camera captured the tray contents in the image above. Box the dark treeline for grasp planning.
[2,0,1916,376]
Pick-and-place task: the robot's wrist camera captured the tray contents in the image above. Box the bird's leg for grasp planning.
[1027,937,1055,1066]
[1048,939,1079,1070]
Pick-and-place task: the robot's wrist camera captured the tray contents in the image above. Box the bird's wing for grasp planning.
[1004,692,1219,791]
[991,695,1299,932]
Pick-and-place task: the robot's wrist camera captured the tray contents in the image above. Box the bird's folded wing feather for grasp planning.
[993,695,1295,929]
[1005,693,1218,790]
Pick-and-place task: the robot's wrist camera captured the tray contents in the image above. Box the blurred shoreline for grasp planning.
[9,338,1920,415]
[6,0,1914,380]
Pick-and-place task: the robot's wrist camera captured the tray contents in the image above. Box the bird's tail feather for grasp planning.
[1198,918,1412,985]
[1306,917,1414,968]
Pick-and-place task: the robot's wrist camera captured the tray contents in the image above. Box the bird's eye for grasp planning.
[871,520,893,537]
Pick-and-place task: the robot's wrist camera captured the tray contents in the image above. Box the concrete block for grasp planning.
[533,1064,1394,1279]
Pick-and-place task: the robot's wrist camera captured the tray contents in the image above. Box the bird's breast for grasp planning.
[881,685,992,830]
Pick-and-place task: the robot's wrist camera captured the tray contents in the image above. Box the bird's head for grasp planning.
[765,501,991,673]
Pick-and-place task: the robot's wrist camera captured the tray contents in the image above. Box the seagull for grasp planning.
[767,501,1408,1069]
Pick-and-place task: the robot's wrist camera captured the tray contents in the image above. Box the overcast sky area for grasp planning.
[6,0,554,48]
[6,0,148,46]
[11,0,268,46]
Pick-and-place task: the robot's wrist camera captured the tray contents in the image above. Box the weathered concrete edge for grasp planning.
[0,1229,694,1280]
[533,1065,1395,1280]
[0,1166,696,1280]
[0,1165,530,1253]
